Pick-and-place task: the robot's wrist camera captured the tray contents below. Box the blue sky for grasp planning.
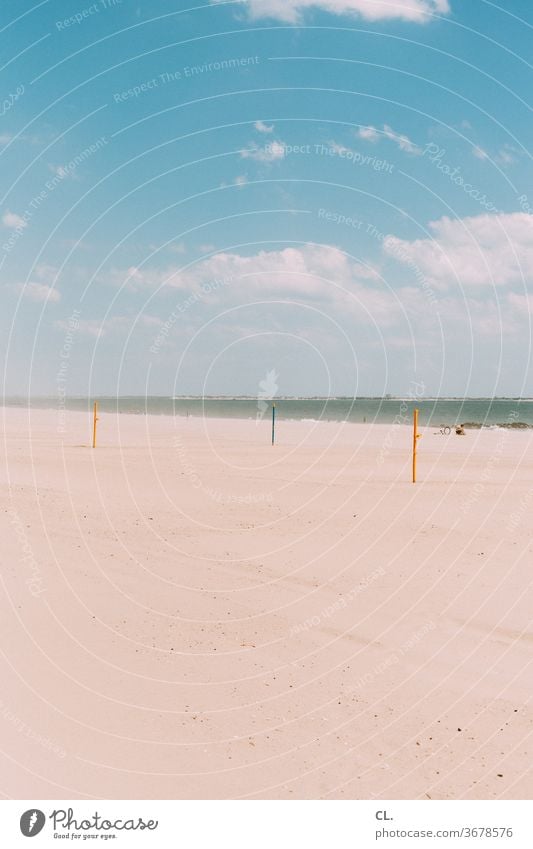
[1,0,532,397]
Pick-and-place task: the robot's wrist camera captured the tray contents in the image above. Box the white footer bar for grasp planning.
[1,800,531,848]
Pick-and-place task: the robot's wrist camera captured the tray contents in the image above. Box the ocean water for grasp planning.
[3,396,533,428]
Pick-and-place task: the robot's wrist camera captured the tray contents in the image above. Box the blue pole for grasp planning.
[271,403,276,446]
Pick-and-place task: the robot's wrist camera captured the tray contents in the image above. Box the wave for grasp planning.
[462,421,532,429]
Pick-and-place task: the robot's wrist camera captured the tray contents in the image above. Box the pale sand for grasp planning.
[1,406,532,800]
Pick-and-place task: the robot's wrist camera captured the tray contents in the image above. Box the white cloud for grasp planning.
[234,175,248,186]
[107,244,401,324]
[329,141,351,156]
[382,124,422,154]
[127,265,144,283]
[48,163,73,180]
[357,125,380,142]
[15,266,63,303]
[174,243,379,293]
[472,143,518,167]
[169,242,187,254]
[356,123,422,154]
[2,210,27,229]
[22,283,61,303]
[241,139,286,162]
[507,292,533,316]
[212,0,449,23]
[497,147,515,166]
[383,212,533,288]
[34,264,61,283]
[56,317,104,338]
[254,120,274,133]
[472,145,489,160]
[102,235,533,355]
[55,314,159,338]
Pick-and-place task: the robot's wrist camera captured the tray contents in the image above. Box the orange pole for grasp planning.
[92,401,98,448]
[412,408,421,482]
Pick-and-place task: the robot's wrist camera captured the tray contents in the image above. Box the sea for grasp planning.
[2,396,533,428]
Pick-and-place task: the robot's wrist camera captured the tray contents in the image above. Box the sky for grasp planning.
[1,0,532,398]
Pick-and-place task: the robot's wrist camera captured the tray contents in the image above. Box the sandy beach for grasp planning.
[1,406,532,800]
